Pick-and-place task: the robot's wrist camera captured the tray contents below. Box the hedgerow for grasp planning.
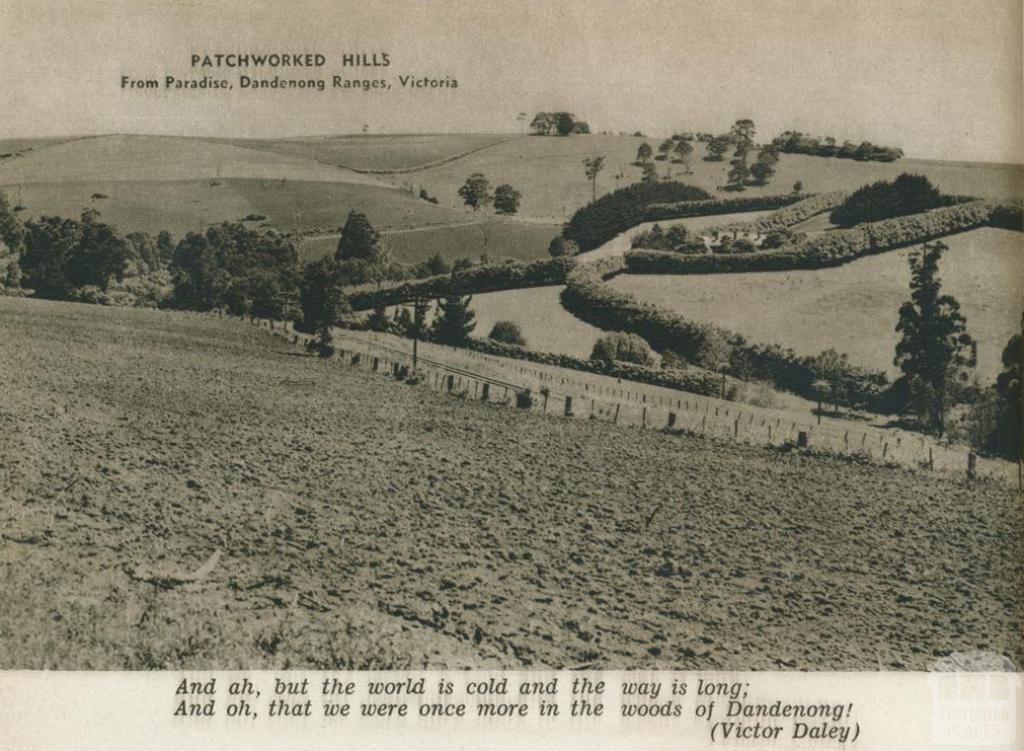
[623,200,1008,275]
[562,181,712,252]
[346,257,576,310]
[561,261,891,409]
[640,193,805,224]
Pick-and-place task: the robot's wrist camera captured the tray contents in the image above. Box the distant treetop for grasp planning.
[772,131,903,162]
[530,112,591,136]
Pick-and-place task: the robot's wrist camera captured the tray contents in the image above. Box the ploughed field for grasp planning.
[612,228,1024,384]
[1,297,1020,670]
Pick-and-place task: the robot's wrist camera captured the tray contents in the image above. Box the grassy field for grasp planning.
[353,136,1023,222]
[2,297,1020,670]
[298,219,560,265]
[2,133,1019,241]
[205,134,515,172]
[4,178,471,238]
[610,227,1023,384]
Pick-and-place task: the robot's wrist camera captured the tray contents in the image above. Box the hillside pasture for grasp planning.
[4,178,469,238]
[609,227,1023,383]
[0,135,391,186]
[298,220,559,265]
[207,134,515,172]
[369,136,1023,222]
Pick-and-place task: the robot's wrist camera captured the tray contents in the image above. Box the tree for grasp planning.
[548,236,579,257]
[813,348,850,413]
[731,119,756,146]
[726,160,750,191]
[640,162,658,183]
[989,331,1022,458]
[0,190,24,255]
[335,210,381,263]
[156,230,175,266]
[0,191,25,290]
[554,112,576,136]
[792,180,803,194]
[300,258,349,356]
[493,184,521,215]
[530,112,555,135]
[830,173,942,227]
[636,142,653,164]
[749,159,775,186]
[582,156,606,202]
[458,173,492,211]
[894,242,976,434]
[366,304,390,332]
[591,332,654,366]
[489,320,526,346]
[696,329,733,397]
[705,137,729,161]
[431,295,476,346]
[672,140,694,173]
[424,252,450,276]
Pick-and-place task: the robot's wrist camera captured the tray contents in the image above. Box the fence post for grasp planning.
[928,446,934,470]
[446,374,454,392]
[797,431,809,448]
[564,396,574,417]
[667,412,676,429]
[481,382,490,401]
[642,406,646,428]
[613,404,620,424]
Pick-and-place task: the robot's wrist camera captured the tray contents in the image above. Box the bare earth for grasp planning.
[1,298,1020,670]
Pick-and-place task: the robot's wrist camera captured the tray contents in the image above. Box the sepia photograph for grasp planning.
[0,0,1021,680]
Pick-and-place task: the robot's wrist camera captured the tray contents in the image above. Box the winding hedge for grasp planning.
[561,262,891,409]
[346,257,576,310]
[641,194,806,224]
[701,192,847,236]
[562,181,712,252]
[462,337,727,398]
[624,200,1009,275]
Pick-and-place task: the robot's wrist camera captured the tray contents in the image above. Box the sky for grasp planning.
[1,0,1021,163]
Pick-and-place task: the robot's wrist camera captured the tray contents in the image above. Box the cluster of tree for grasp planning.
[561,180,712,251]
[630,223,706,254]
[457,174,521,215]
[590,332,655,366]
[634,138,695,180]
[771,131,903,162]
[829,173,945,227]
[9,203,177,307]
[170,221,299,319]
[529,112,591,136]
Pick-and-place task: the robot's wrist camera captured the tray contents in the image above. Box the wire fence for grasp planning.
[234,313,1020,489]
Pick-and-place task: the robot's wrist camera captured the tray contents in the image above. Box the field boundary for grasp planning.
[226,313,1017,487]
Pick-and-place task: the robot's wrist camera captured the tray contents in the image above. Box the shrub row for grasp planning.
[562,181,712,251]
[346,257,576,310]
[623,200,1008,275]
[702,192,847,236]
[641,193,806,224]
[461,337,727,399]
[561,262,891,409]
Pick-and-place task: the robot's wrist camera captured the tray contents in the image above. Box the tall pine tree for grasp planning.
[894,241,976,434]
